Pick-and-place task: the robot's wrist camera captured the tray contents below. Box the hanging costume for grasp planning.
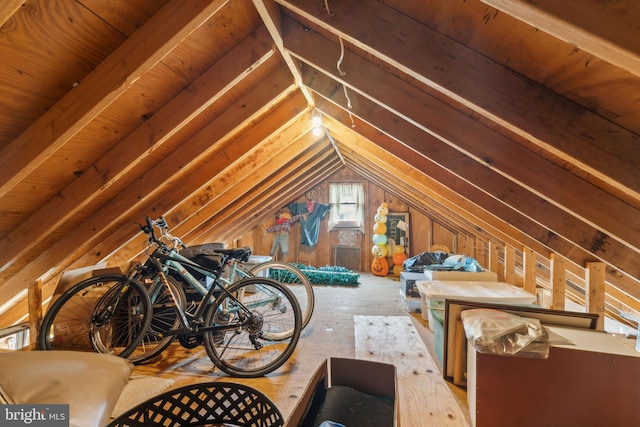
[288,200,330,246]
[266,213,303,259]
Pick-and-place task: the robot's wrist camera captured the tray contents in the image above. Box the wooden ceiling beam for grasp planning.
[0,0,229,199]
[306,71,640,286]
[0,26,276,274]
[276,0,640,203]
[325,114,535,253]
[336,137,484,238]
[0,63,297,306]
[203,149,341,243]
[330,116,640,317]
[81,91,313,270]
[171,121,328,244]
[285,21,640,253]
[479,0,640,78]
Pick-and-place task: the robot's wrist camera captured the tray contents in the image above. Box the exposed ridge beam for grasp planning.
[252,0,314,105]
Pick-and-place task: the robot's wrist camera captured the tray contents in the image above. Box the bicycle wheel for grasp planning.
[39,274,151,359]
[249,261,314,333]
[126,275,185,364]
[202,277,302,378]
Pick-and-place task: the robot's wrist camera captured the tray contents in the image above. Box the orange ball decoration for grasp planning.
[373,222,387,234]
[392,252,408,265]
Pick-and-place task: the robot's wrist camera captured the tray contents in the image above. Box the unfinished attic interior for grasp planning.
[0,0,639,424]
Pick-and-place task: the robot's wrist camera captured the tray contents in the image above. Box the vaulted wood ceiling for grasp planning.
[0,0,638,327]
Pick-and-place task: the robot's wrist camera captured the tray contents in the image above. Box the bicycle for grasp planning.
[126,216,313,366]
[40,217,303,378]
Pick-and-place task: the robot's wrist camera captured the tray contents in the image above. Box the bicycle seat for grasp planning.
[216,247,252,262]
[179,246,224,271]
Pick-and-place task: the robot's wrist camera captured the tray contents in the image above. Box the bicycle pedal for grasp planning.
[178,334,202,349]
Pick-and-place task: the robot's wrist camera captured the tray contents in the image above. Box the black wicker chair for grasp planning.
[107,381,284,427]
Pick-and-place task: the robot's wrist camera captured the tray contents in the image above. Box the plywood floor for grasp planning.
[131,272,471,426]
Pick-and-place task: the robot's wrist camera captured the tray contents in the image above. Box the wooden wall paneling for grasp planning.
[432,222,455,254]
[409,209,430,256]
[586,262,606,331]
[457,234,470,257]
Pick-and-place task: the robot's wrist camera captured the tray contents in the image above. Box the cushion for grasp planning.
[0,351,133,427]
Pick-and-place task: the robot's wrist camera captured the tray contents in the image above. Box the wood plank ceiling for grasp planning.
[0,0,638,327]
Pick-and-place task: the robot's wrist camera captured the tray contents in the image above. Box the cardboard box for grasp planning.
[285,357,399,427]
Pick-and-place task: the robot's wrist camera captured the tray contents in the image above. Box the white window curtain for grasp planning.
[328,183,364,232]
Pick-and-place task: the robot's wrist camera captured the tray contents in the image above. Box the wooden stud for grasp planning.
[504,245,517,285]
[489,241,502,281]
[522,247,536,296]
[550,253,566,310]
[586,262,606,331]
[28,280,42,348]
[475,237,487,269]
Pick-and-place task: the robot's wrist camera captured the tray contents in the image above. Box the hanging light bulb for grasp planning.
[312,126,323,137]
[312,109,322,128]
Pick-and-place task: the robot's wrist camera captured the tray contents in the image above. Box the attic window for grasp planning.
[328,183,364,231]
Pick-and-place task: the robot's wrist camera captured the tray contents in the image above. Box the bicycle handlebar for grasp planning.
[141,216,186,251]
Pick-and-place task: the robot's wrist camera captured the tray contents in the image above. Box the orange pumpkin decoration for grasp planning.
[371,256,388,276]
